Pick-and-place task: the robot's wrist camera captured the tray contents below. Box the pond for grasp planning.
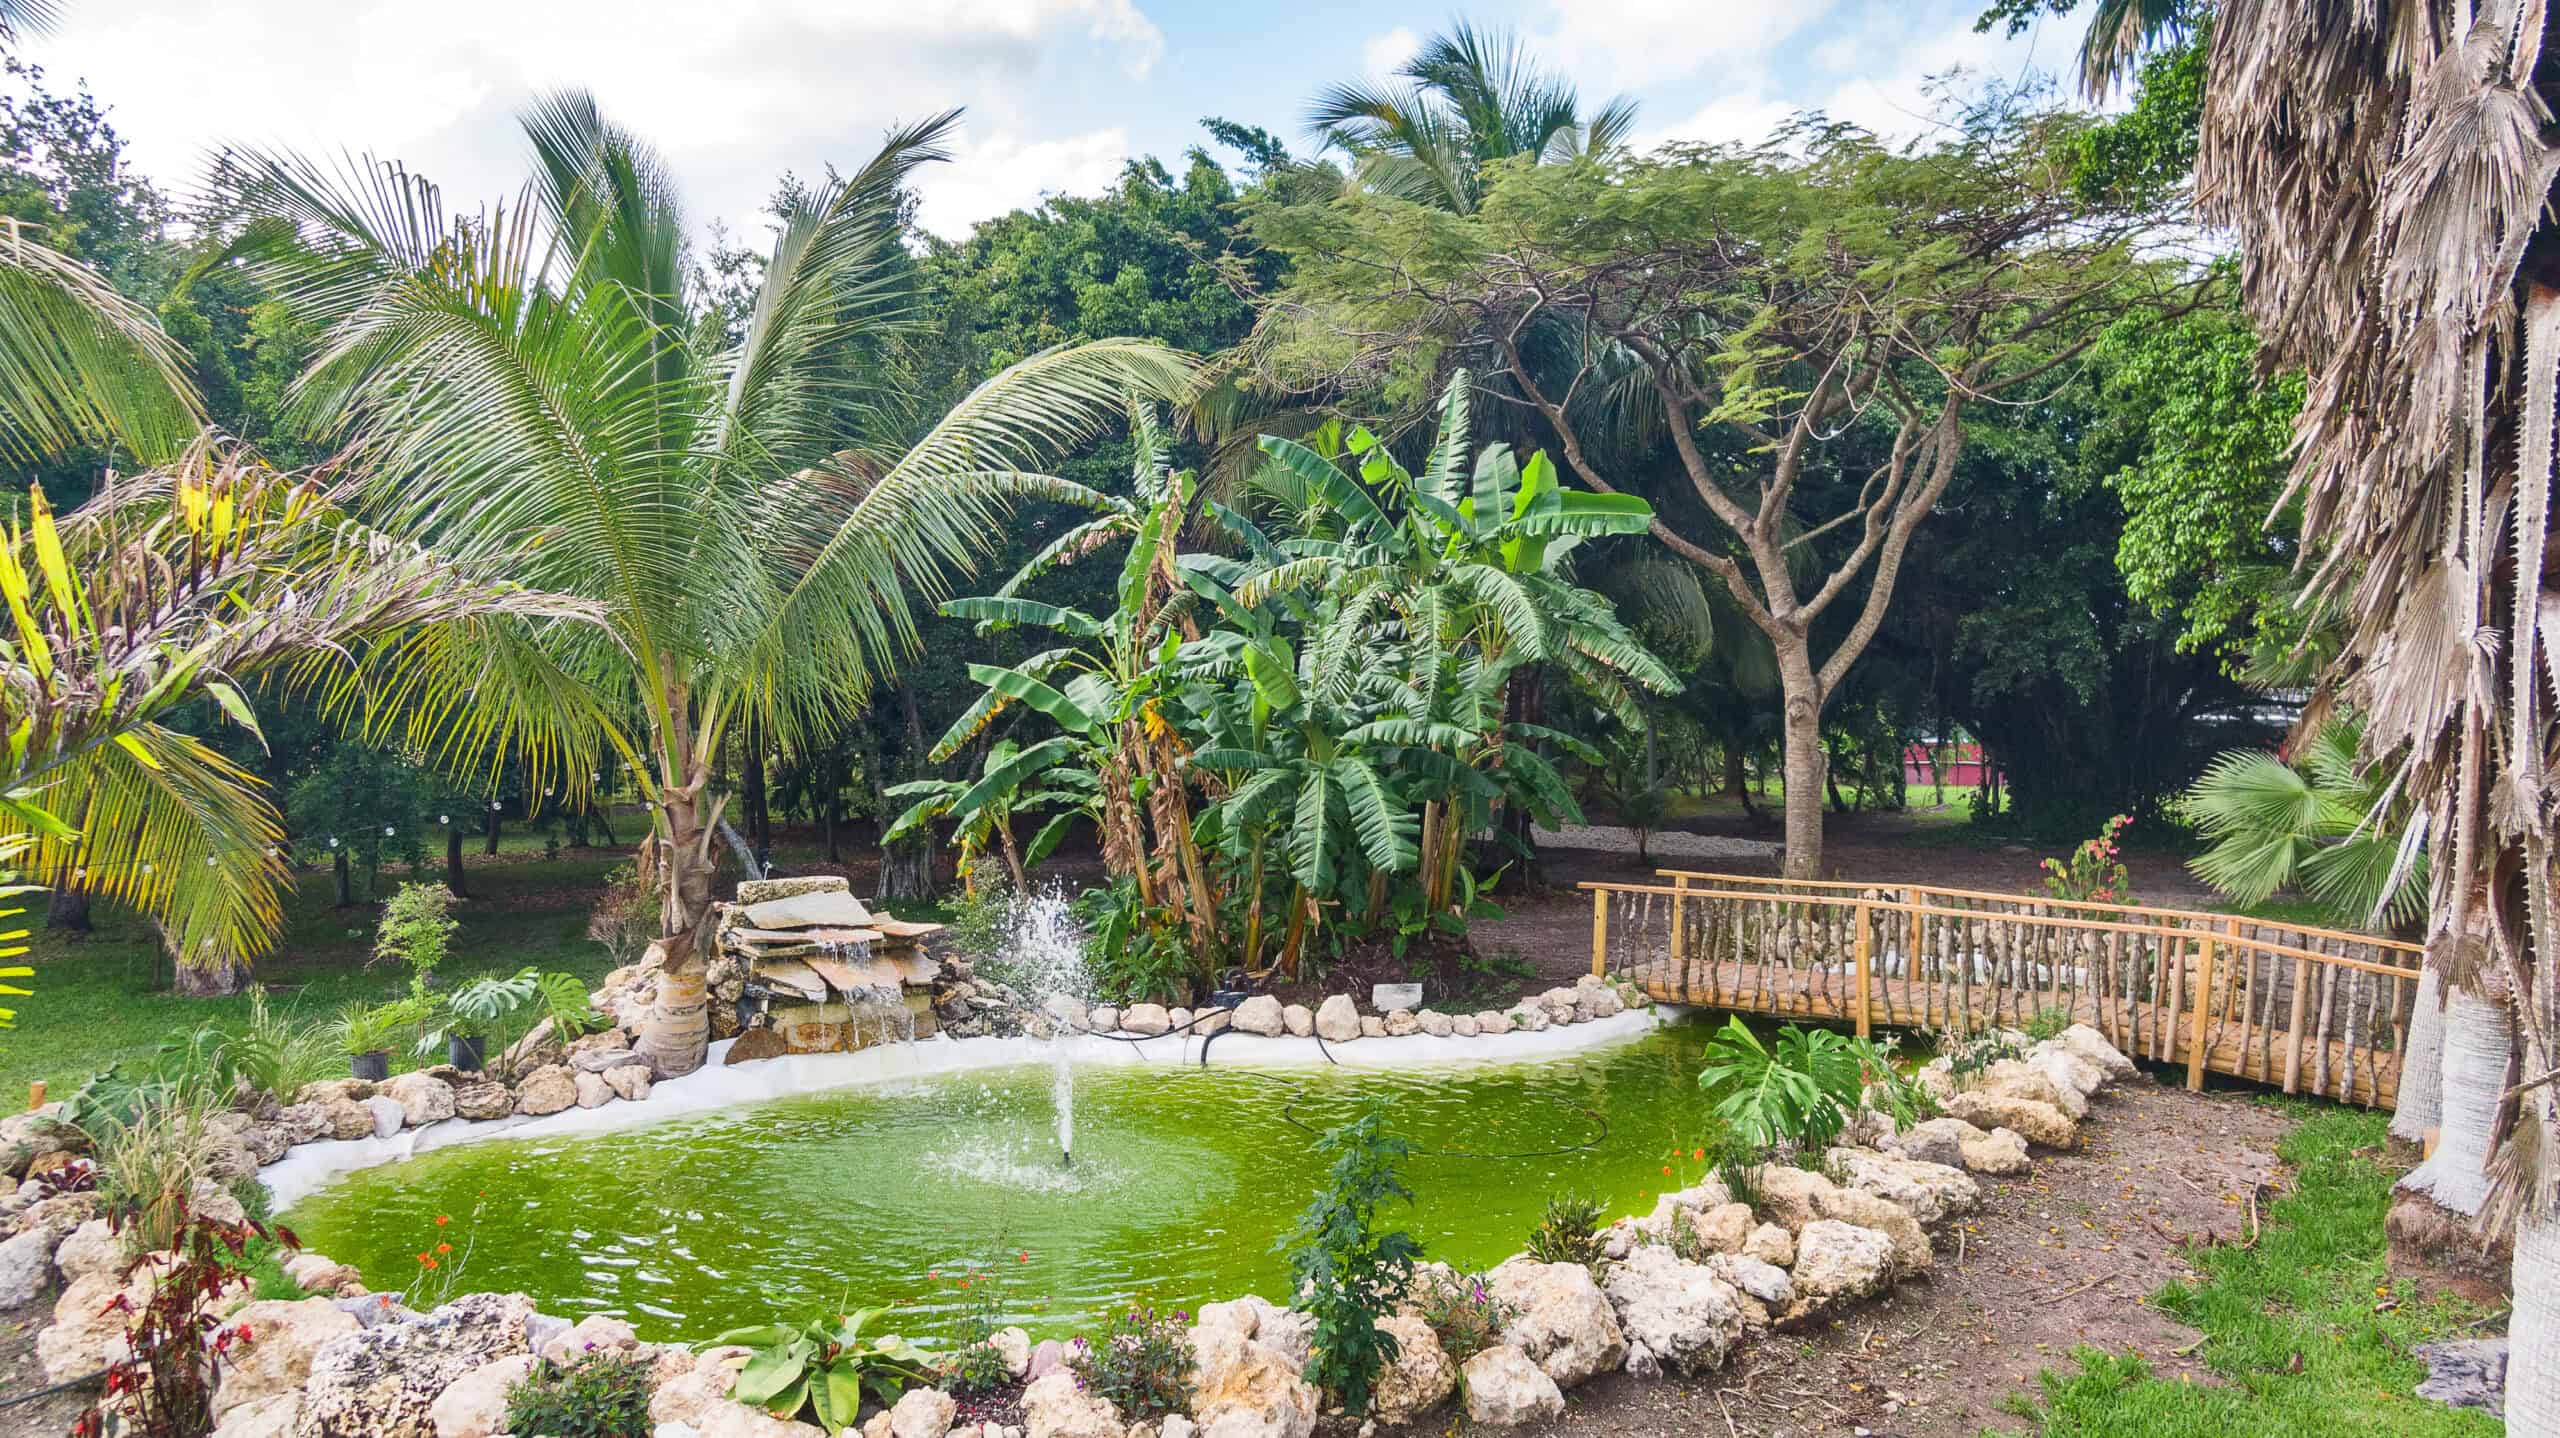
[281,1017,1732,1345]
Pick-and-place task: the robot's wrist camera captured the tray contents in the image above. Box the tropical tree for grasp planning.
[0,444,597,996]
[1250,100,2186,879]
[1308,21,1637,213]
[223,96,1193,1074]
[2057,0,2560,1422]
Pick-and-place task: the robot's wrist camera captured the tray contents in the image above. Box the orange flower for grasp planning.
[424,1258,439,1270]
[1691,1148,1704,1162]
[1660,1165,1672,1176]
[1019,1251,1031,1264]
[436,1243,452,1255]
[435,1215,450,1227]
[416,1252,430,1264]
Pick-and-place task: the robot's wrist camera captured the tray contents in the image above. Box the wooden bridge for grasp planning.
[1583,870,2425,1109]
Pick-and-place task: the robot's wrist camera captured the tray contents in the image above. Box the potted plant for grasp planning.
[427,971,538,1072]
[334,999,408,1081]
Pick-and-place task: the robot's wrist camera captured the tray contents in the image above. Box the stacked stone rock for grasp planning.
[1087,971,1642,1047]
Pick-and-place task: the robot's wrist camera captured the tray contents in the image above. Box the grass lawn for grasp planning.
[0,839,637,1103]
[2002,1103,2502,1437]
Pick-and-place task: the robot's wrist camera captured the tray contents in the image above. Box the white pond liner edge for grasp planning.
[260,1005,1673,1209]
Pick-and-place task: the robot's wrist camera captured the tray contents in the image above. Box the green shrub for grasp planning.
[218,989,338,1101]
[1407,1268,1515,1362]
[2022,1005,2073,1042]
[706,1307,931,1434]
[1524,1193,1607,1271]
[1695,1018,1865,1156]
[1068,1304,1194,1420]
[504,1349,654,1438]
[94,1092,231,1256]
[939,1272,1014,1395]
[1700,1122,1765,1213]
[1281,1100,1421,1416]
[375,881,460,991]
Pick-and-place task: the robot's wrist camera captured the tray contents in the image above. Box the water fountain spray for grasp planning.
[1003,887,1093,1168]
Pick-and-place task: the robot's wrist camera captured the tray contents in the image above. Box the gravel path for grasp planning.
[1533,823,1782,862]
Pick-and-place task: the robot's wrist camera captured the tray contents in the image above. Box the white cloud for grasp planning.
[1361,26,1422,78]
[910,126,1132,238]
[1530,0,1843,94]
[25,0,1165,242]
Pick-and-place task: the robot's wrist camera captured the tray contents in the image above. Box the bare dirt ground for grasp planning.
[1525,1077,2296,1438]
[0,1297,86,1438]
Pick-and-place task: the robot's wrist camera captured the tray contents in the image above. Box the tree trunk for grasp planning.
[45,881,89,933]
[332,850,353,908]
[1777,649,1827,880]
[633,777,719,1080]
[483,804,502,856]
[877,684,939,902]
[2395,985,2507,1216]
[444,827,469,899]
[2510,1209,2560,1435]
[171,949,251,996]
[2387,966,2445,1145]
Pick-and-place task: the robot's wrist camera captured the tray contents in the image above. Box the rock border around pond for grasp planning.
[9,1019,2137,1438]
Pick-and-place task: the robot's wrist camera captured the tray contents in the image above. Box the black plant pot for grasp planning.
[351,1051,390,1082]
[447,1034,487,1072]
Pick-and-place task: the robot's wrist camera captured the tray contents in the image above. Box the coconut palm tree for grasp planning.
[225,95,1194,1076]
[2060,2,2560,1424]
[0,217,200,467]
[0,443,600,998]
[1308,21,1638,213]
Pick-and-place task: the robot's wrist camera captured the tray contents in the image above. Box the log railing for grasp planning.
[1583,869,2426,1109]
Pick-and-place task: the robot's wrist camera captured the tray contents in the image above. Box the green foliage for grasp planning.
[1069,880,1189,1003]
[375,883,459,993]
[1067,1304,1195,1420]
[1523,1193,1606,1271]
[216,987,337,1100]
[2041,814,2137,905]
[705,1306,932,1433]
[284,743,431,900]
[1694,1019,1867,1157]
[331,996,429,1058]
[2069,22,2206,202]
[504,1350,654,1438]
[2179,714,2425,930]
[1280,1100,1422,1416]
[1943,1028,2026,1090]
[2022,1006,2075,1043]
[1408,1268,1515,1362]
[2000,1106,2497,1437]
[941,1280,1015,1396]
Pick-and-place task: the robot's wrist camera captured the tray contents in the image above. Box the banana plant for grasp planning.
[883,738,1097,892]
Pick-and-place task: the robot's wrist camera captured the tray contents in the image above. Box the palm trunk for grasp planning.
[2388,965,2444,1145]
[2510,1209,2560,1435]
[2395,985,2507,1216]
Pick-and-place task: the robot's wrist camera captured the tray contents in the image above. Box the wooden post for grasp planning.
[1590,888,1610,979]
[26,1080,43,1111]
[2186,934,2215,1091]
[1853,904,1873,1038]
[1906,899,1924,1025]
[1669,873,1688,994]
[2282,954,2312,1094]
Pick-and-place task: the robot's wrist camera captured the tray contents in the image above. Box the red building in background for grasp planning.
[1903,741,1998,788]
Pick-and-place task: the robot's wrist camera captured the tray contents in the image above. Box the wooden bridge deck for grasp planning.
[1587,871,2423,1110]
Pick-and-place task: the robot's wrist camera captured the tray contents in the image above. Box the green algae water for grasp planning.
[283,1019,1724,1344]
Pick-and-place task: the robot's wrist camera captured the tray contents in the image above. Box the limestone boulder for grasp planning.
[1167,1008,1194,1031]
[1122,1003,1173,1037]
[1087,1004,1119,1034]
[1451,1014,1480,1038]
[1984,1058,2083,1119]
[1417,1010,1454,1038]
[888,1385,958,1438]
[213,1393,301,1438]
[1188,1325,1315,1438]
[296,1289,536,1438]
[1229,996,1286,1037]
[1751,1164,1837,1233]
[0,1113,88,1179]
[55,1217,119,1284]
[1281,1004,1314,1038]
[1383,1009,1419,1037]
[1485,1259,1625,1389]
[992,1325,1033,1378]
[1811,1185,1930,1274]
[283,1252,363,1296]
[238,1122,292,1166]
[1460,1345,1564,1427]
[1961,1126,2033,1175]
[1601,1244,1744,1376]
[574,1070,614,1108]
[1827,1147,1980,1225]
[426,1352,534,1438]
[602,1064,654,1102]
[383,1072,458,1129]
[1740,1222,1794,1268]
[515,1065,578,1117]
[1889,1117,1980,1169]
[1690,1202,1753,1254]
[2057,1023,2137,1078]
[275,1103,331,1146]
[37,1269,129,1381]
[324,1099,378,1142]
[1792,1220,1894,1301]
[1511,1007,1549,1033]
[1945,1090,2076,1148]
[1703,1252,1793,1309]
[449,1082,514,1122]
[1369,1315,1455,1425]
[296,1079,376,1107]
[0,1223,59,1306]
[1475,1011,1514,1037]
[1313,995,1360,1043]
[1022,1371,1125,1438]
[539,1312,639,1364]
[2028,1040,2109,1099]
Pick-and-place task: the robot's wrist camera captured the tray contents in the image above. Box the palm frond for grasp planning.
[0,219,199,463]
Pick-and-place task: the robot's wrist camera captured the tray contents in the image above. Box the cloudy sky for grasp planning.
[24,0,2061,243]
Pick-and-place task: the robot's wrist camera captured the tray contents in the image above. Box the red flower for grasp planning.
[434,1215,450,1227]
[424,1258,439,1270]
[1019,1251,1031,1264]
[435,1242,452,1255]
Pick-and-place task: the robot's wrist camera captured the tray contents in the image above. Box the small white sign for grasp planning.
[1372,982,1424,1012]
